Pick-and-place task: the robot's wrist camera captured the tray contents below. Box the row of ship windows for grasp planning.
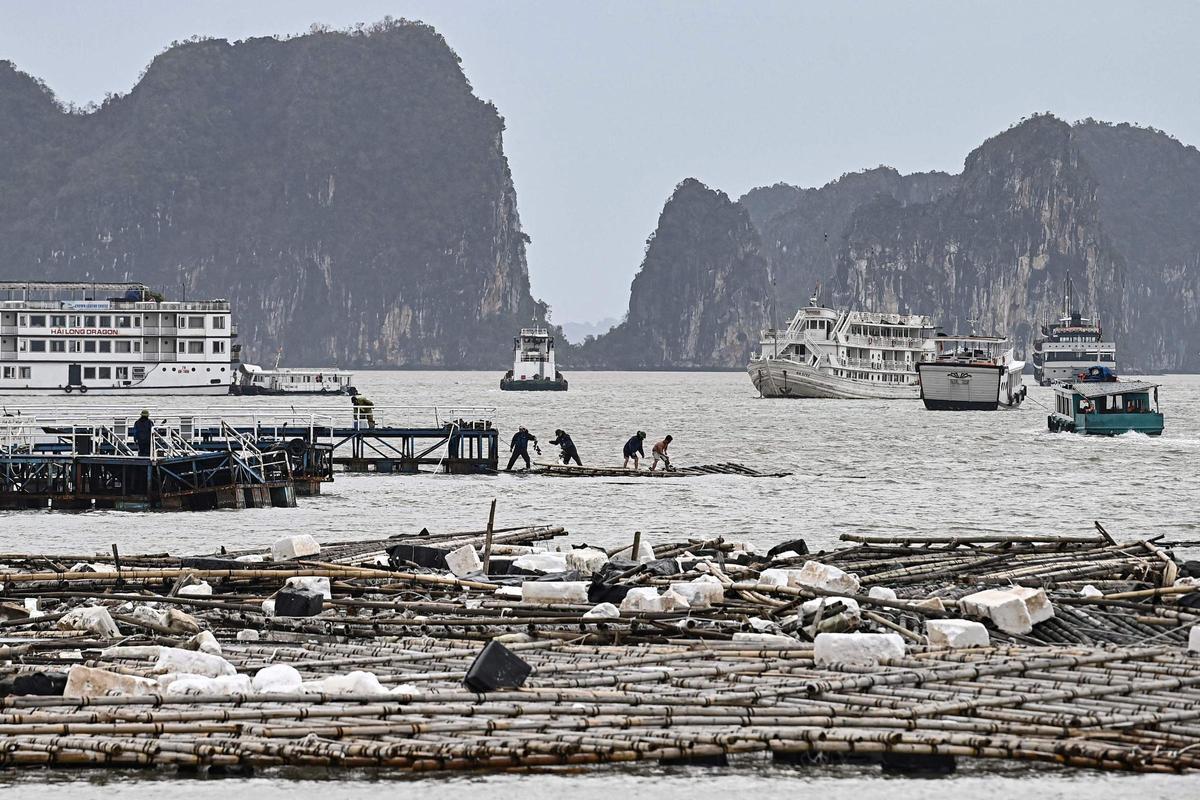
[10,314,226,329]
[834,370,910,382]
[0,365,229,380]
[1038,352,1115,362]
[18,339,227,354]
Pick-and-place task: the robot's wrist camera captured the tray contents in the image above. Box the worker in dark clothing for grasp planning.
[622,430,646,469]
[351,394,376,429]
[506,426,540,471]
[550,429,582,465]
[132,409,153,458]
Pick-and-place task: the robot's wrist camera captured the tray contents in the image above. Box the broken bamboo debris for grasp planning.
[533,462,792,478]
[1,527,1200,775]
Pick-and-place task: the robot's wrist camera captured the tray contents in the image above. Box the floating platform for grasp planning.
[534,461,791,478]
[1,525,1198,774]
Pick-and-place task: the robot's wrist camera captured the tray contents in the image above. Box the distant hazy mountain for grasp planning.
[577,179,770,368]
[559,318,619,344]
[0,20,547,367]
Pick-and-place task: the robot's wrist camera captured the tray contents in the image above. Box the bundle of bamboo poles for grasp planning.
[1,525,1199,775]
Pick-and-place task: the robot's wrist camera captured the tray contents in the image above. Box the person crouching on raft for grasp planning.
[550,429,582,465]
[506,426,540,471]
[622,431,646,469]
[649,435,673,471]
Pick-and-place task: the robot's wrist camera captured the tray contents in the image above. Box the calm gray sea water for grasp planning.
[3,371,1199,796]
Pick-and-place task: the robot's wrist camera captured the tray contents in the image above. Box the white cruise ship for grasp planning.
[748,298,937,399]
[1031,281,1115,385]
[0,281,235,395]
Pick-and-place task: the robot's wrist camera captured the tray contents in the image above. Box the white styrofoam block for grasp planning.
[583,602,620,619]
[178,580,213,597]
[284,576,332,599]
[669,579,725,608]
[913,597,946,613]
[512,552,570,574]
[252,664,303,694]
[99,645,162,660]
[758,568,794,587]
[926,619,990,648]
[619,587,660,612]
[58,606,121,638]
[24,598,40,618]
[800,596,862,632]
[868,586,898,601]
[493,586,522,599]
[772,550,802,561]
[521,581,590,605]
[314,670,389,695]
[1079,584,1103,598]
[153,647,236,677]
[444,545,483,577]
[960,589,1034,635]
[813,632,905,666]
[162,673,252,696]
[271,534,321,561]
[793,561,861,595]
[732,632,798,646]
[235,554,267,563]
[634,541,656,563]
[64,665,158,698]
[1189,626,1200,653]
[565,548,610,575]
[236,628,260,642]
[1010,587,1055,624]
[261,599,276,617]
[188,630,222,656]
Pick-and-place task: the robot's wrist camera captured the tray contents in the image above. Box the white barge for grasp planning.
[0,282,234,395]
[748,298,937,399]
[501,327,567,391]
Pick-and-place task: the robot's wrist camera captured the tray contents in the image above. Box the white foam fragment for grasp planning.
[312,671,389,695]
[619,587,690,613]
[868,586,898,601]
[252,664,303,694]
[800,596,862,632]
[188,630,222,656]
[493,586,522,599]
[512,552,570,574]
[634,541,656,563]
[64,665,158,698]
[565,548,610,576]
[926,619,990,648]
[236,629,260,642]
[669,576,725,608]
[960,589,1035,635]
[58,606,121,638]
[1190,626,1200,654]
[732,632,797,646]
[162,673,252,696]
[1010,587,1055,624]
[271,534,321,561]
[443,544,482,577]
[758,568,794,587]
[23,598,40,618]
[814,632,905,666]
[177,580,213,597]
[583,602,620,619]
[261,599,276,617]
[153,647,236,678]
[793,561,861,594]
[521,581,590,605]
[284,576,332,599]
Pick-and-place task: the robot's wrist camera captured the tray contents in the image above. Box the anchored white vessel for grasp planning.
[501,327,567,391]
[748,298,937,399]
[0,281,234,395]
[917,335,1026,410]
[233,364,356,396]
[1032,280,1116,386]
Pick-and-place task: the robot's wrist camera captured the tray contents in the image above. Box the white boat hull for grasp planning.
[0,361,231,395]
[918,363,1025,410]
[749,358,920,400]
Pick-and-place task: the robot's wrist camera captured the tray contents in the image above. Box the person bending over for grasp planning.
[650,435,673,471]
[550,429,582,465]
[506,426,539,471]
[622,431,646,469]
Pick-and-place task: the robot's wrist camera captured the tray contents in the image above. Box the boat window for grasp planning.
[50,315,66,327]
[116,367,129,380]
[115,341,132,353]
[84,367,96,380]
[98,367,111,379]
[212,316,226,329]
[84,316,96,327]
[29,315,45,327]
[19,367,30,379]
[98,341,111,353]
[98,316,111,327]
[212,341,226,354]
[29,340,46,353]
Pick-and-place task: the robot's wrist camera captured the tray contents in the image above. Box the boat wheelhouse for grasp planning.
[232,364,356,396]
[0,281,234,395]
[501,327,567,391]
[916,335,1026,411]
[748,298,938,399]
[1047,367,1163,436]
[1032,280,1116,385]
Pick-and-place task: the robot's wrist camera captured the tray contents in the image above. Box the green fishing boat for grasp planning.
[1047,367,1163,436]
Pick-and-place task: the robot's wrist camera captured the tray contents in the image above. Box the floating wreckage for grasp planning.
[1,523,1200,774]
[533,461,792,478]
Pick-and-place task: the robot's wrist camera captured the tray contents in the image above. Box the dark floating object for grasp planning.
[767,539,810,559]
[463,641,532,692]
[274,587,324,617]
[11,672,67,697]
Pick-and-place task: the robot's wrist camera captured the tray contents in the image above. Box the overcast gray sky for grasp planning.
[2,1,1197,324]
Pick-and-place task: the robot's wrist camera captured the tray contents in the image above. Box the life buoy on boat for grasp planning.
[78,385,88,394]
[63,386,72,394]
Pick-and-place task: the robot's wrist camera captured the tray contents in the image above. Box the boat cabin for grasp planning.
[1049,380,1163,436]
[931,335,1009,364]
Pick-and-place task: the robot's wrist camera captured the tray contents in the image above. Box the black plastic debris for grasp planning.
[642,558,680,577]
[463,641,532,692]
[386,543,450,570]
[880,752,956,775]
[179,557,246,570]
[12,671,67,696]
[530,570,586,582]
[592,558,638,584]
[588,581,630,604]
[274,587,324,617]
[1181,560,1200,579]
[1178,592,1200,611]
[767,539,810,559]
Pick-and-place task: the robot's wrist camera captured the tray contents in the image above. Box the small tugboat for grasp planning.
[916,334,1026,410]
[1032,278,1117,386]
[1047,366,1163,435]
[231,352,356,396]
[501,327,567,391]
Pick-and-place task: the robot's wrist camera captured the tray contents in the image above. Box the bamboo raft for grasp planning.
[2,525,1200,775]
[534,461,792,478]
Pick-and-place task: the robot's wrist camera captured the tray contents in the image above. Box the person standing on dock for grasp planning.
[506,426,540,471]
[623,431,646,469]
[550,429,582,465]
[132,410,153,458]
[351,394,376,429]
[649,435,673,471]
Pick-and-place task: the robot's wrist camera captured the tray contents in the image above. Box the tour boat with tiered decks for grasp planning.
[501,326,567,391]
[0,281,235,395]
[232,350,356,396]
[1032,279,1116,385]
[916,334,1026,410]
[748,297,938,399]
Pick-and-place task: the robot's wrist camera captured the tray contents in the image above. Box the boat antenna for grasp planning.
[273,347,283,370]
[967,317,978,336]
